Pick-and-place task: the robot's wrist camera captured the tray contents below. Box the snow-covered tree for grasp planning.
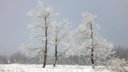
[27,0,53,68]
[49,20,70,67]
[66,12,115,69]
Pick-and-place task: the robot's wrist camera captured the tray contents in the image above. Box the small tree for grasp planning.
[106,57,128,72]
[49,20,69,67]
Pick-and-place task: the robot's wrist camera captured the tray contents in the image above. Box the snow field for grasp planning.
[0,64,109,72]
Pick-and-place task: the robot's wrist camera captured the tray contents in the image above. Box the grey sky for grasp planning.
[0,0,128,55]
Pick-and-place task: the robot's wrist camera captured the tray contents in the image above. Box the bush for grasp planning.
[106,58,128,72]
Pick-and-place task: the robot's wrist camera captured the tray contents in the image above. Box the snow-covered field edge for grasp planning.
[0,64,110,72]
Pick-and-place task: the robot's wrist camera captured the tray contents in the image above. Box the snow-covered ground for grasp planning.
[0,64,109,72]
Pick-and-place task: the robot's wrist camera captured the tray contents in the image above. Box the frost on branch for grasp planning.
[48,19,70,46]
[28,23,45,30]
[81,12,96,24]
[27,0,52,18]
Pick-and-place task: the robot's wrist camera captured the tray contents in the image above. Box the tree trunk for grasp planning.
[90,23,95,69]
[53,45,57,67]
[43,17,48,68]
[53,35,58,67]
[91,47,94,69]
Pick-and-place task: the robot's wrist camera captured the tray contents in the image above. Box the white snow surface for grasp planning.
[0,64,109,72]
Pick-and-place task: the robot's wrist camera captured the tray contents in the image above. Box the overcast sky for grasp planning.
[0,0,128,55]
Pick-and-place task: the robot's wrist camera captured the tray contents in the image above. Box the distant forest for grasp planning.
[0,46,128,64]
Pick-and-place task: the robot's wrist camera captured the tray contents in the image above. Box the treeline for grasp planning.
[114,46,128,60]
[0,46,128,64]
[0,52,88,65]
